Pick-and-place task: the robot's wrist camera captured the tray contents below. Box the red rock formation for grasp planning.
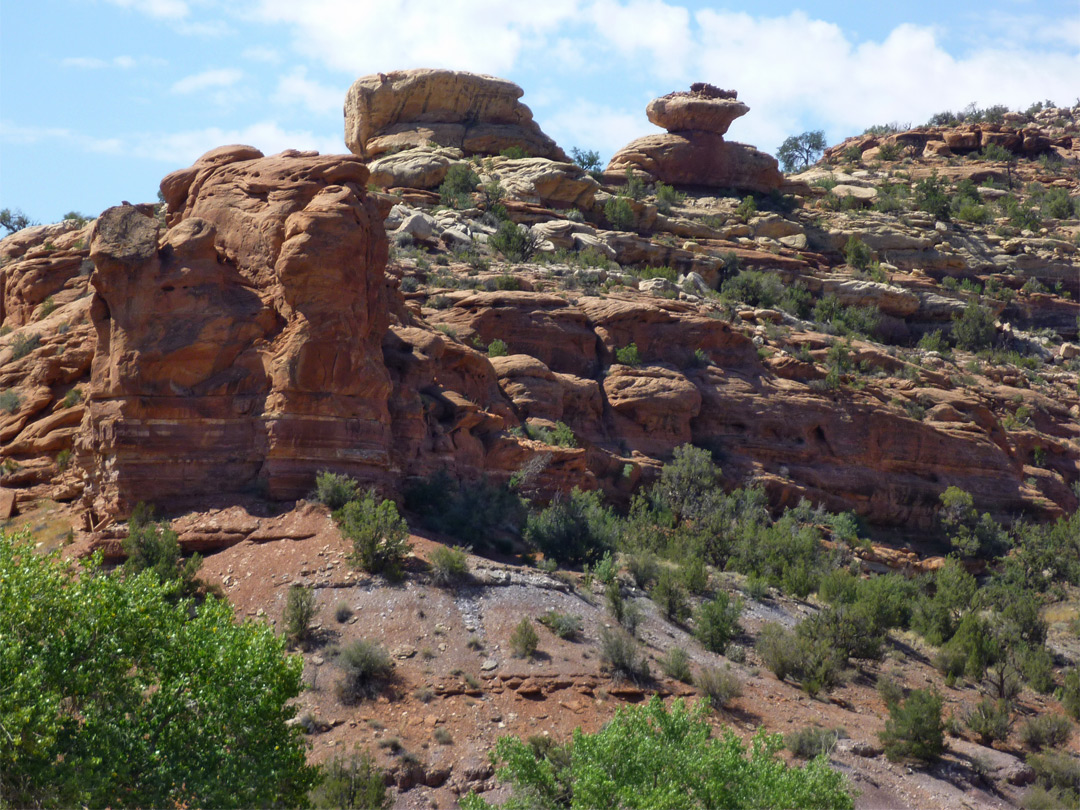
[79,147,394,516]
[345,69,568,161]
[608,85,782,192]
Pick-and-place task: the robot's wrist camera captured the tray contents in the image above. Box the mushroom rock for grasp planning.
[344,68,568,162]
[607,83,782,193]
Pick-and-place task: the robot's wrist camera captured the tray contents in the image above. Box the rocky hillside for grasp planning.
[1,70,1077,809]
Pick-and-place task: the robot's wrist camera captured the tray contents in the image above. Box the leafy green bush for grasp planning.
[599,627,651,684]
[335,601,353,623]
[1060,668,1080,721]
[626,551,660,588]
[914,172,951,221]
[538,611,583,640]
[336,493,412,579]
[439,163,480,208]
[510,617,540,658]
[460,697,853,810]
[123,511,203,598]
[315,470,361,510]
[777,130,826,173]
[880,689,945,763]
[693,592,743,654]
[615,342,642,366]
[488,338,508,357]
[1019,714,1072,752]
[428,544,469,587]
[525,487,617,566]
[843,236,873,270]
[654,182,685,214]
[786,727,840,759]
[1027,750,1080,808]
[965,698,1012,745]
[651,568,690,622]
[0,531,317,808]
[659,646,693,682]
[284,585,319,646]
[404,470,523,547]
[695,665,742,708]
[570,147,602,173]
[489,221,539,262]
[952,301,996,351]
[812,295,880,338]
[10,333,41,360]
[605,195,635,230]
[336,640,393,703]
[0,389,20,414]
[310,747,390,809]
[500,146,530,159]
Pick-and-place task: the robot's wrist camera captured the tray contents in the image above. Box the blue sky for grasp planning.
[2,0,1078,223]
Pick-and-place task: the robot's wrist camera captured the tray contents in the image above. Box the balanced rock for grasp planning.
[345,68,567,161]
[608,83,782,193]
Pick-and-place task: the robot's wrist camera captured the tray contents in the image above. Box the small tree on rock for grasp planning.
[777,131,826,173]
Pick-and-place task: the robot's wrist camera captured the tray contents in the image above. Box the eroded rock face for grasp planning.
[345,69,568,161]
[608,84,782,192]
[80,147,394,515]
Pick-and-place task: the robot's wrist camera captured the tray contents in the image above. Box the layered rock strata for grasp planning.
[345,69,568,161]
[608,83,783,193]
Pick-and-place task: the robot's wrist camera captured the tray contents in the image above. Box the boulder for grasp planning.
[646,86,748,136]
[366,146,462,189]
[608,131,782,193]
[344,69,568,161]
[483,158,599,209]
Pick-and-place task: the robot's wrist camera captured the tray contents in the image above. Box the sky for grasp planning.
[2,0,1078,224]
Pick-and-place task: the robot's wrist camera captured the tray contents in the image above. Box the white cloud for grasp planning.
[128,120,345,164]
[585,0,693,80]
[1,118,343,166]
[242,46,281,63]
[0,121,125,154]
[273,67,343,115]
[541,100,643,159]
[171,68,244,94]
[246,0,581,76]
[103,0,190,20]
[61,55,138,69]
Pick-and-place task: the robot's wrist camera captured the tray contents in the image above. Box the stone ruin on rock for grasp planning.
[607,83,783,193]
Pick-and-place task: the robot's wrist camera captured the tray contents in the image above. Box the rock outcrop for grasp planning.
[345,69,568,161]
[79,146,395,516]
[608,84,782,193]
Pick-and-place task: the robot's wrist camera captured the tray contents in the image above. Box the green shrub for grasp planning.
[914,172,951,221]
[605,195,635,231]
[1028,750,1080,796]
[510,617,540,658]
[1041,187,1077,220]
[314,471,361,510]
[428,545,469,587]
[310,747,390,809]
[404,470,523,547]
[843,236,873,270]
[964,698,1013,745]
[918,329,949,353]
[624,170,648,201]
[952,301,996,351]
[489,221,539,262]
[651,569,690,623]
[525,487,617,566]
[439,164,480,209]
[695,665,742,709]
[460,697,853,810]
[615,342,641,366]
[123,512,203,598]
[786,727,840,759]
[680,557,710,595]
[0,389,20,414]
[654,182,685,214]
[60,386,83,409]
[336,493,412,579]
[335,602,353,623]
[1019,714,1072,751]
[659,646,693,682]
[500,146,530,159]
[537,611,582,640]
[693,592,742,654]
[335,640,393,703]
[626,551,660,588]
[10,333,41,360]
[0,531,317,808]
[570,147,602,172]
[283,585,319,646]
[880,689,945,763]
[1060,668,1080,721]
[487,338,508,357]
[599,627,651,684]
[638,265,677,282]
[776,131,826,173]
